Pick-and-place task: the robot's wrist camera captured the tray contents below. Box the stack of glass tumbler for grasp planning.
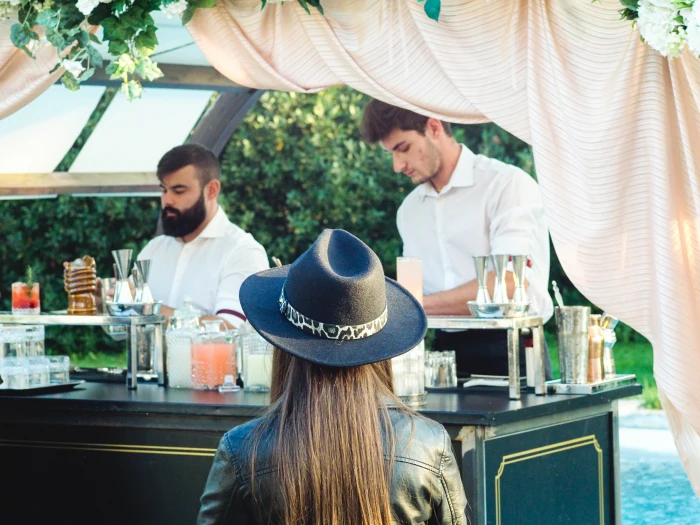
[0,325,70,389]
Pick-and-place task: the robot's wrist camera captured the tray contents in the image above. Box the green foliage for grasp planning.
[0,195,160,356]
[24,266,34,288]
[218,89,413,278]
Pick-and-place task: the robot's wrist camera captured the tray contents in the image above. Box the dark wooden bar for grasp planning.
[0,382,640,525]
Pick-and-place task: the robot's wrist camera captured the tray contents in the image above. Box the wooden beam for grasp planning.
[0,173,160,196]
[80,64,247,92]
[189,90,264,156]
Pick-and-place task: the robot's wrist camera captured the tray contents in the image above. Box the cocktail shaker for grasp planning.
[555,306,590,384]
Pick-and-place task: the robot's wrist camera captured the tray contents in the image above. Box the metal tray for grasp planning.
[546,374,637,395]
[0,380,85,396]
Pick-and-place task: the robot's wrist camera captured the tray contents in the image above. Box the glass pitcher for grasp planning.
[165,298,201,389]
[191,320,238,391]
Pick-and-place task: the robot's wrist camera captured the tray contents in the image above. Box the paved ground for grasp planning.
[618,400,700,525]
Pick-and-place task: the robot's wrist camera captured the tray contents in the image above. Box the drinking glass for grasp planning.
[396,257,423,305]
[0,357,30,389]
[27,357,50,387]
[425,350,457,388]
[48,356,70,383]
[241,331,273,392]
[24,325,45,357]
[0,326,30,358]
[392,340,426,405]
[12,282,40,314]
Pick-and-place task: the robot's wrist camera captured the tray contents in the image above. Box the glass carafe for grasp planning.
[191,320,238,391]
[165,298,201,389]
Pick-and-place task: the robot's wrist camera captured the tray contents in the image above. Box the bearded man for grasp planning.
[361,100,553,380]
[137,144,269,329]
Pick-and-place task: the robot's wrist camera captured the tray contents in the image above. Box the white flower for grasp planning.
[62,59,86,78]
[8,0,22,6]
[161,0,188,18]
[76,0,100,15]
[637,0,685,57]
[682,4,700,55]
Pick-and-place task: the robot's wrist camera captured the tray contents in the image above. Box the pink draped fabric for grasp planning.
[0,17,63,120]
[187,0,700,493]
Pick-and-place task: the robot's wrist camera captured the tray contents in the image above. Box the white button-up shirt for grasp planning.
[397,144,553,323]
[138,207,269,328]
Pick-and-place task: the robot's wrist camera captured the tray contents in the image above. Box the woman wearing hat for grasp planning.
[197,229,468,525]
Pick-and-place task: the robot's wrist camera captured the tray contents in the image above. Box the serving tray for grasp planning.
[0,380,85,396]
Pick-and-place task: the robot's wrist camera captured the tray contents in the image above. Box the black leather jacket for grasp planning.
[197,409,468,524]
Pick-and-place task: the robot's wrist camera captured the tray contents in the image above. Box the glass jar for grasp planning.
[241,328,273,392]
[391,340,427,406]
[191,320,238,391]
[165,299,201,389]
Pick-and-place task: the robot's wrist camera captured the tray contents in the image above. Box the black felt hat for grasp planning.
[239,229,427,367]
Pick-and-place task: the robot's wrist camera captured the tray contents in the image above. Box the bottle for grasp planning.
[601,313,619,377]
[191,320,238,391]
[587,314,604,383]
[165,297,201,389]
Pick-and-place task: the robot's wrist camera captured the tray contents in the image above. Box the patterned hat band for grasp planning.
[278,289,388,341]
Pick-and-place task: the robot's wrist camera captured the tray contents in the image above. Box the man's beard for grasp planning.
[161,192,207,238]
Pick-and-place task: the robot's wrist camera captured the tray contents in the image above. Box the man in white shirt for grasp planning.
[137,144,269,329]
[361,100,553,379]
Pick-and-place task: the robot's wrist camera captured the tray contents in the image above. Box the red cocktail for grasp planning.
[12,282,41,314]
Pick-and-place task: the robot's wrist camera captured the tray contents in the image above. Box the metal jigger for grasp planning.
[134,260,154,303]
[111,249,134,304]
[491,254,510,304]
[472,255,491,304]
[511,255,528,303]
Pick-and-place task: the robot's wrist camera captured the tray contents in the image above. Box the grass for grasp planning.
[546,333,659,408]
[69,351,126,369]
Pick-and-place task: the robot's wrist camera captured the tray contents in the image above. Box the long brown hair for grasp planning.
[248,347,407,525]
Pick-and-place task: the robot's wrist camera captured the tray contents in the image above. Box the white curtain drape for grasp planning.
[187,0,700,494]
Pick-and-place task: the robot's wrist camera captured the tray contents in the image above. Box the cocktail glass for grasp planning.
[12,282,40,315]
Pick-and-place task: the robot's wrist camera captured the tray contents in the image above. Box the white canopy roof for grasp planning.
[0,13,247,198]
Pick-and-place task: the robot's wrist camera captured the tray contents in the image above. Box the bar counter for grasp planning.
[0,381,640,525]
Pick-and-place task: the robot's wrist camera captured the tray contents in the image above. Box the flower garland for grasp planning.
[1,0,219,100]
[8,0,695,102]
[621,0,700,57]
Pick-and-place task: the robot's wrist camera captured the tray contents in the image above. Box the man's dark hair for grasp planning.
[360,99,453,144]
[157,143,220,186]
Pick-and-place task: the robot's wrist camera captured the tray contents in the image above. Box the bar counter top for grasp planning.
[0,380,641,426]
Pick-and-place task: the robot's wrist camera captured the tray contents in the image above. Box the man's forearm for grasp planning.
[422,271,523,316]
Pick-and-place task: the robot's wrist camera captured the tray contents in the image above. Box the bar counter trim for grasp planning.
[0,438,217,457]
[494,434,604,525]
